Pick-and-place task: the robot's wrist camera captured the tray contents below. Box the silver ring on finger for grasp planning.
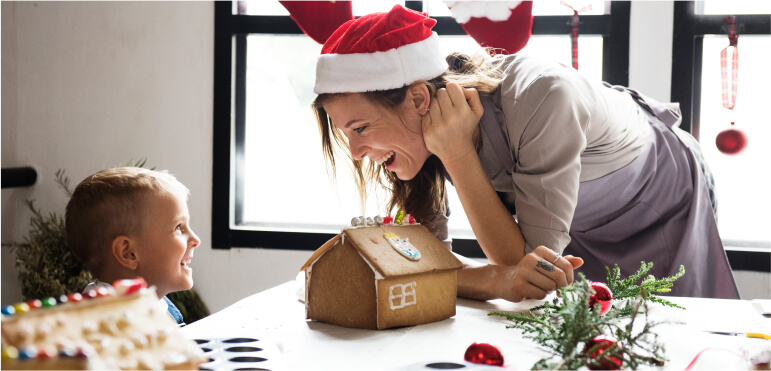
[552,254,562,264]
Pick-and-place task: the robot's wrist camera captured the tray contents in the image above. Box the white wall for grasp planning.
[1,1,314,312]
[2,1,766,314]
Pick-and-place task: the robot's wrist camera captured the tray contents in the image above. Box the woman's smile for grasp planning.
[324,93,431,180]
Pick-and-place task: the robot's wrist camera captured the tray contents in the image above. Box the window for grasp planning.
[671,1,770,271]
[212,1,630,255]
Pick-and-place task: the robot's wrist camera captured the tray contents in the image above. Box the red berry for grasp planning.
[584,335,623,370]
[589,282,613,315]
[464,342,504,366]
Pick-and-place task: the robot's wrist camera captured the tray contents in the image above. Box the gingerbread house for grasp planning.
[301,222,463,330]
[1,279,206,370]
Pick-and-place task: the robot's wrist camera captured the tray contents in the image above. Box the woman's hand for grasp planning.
[422,82,484,164]
[495,246,584,302]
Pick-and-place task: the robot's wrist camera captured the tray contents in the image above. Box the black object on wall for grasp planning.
[1,167,38,189]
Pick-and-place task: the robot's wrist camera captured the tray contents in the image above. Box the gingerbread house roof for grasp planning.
[301,224,462,278]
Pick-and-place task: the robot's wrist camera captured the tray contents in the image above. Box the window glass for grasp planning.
[234,0,405,16]
[426,0,609,17]
[698,35,771,245]
[241,33,603,237]
[701,1,771,15]
[242,35,386,233]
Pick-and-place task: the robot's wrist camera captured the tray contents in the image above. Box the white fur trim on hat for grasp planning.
[314,32,447,94]
[445,1,523,23]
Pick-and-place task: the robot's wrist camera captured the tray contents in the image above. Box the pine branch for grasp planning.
[490,262,684,370]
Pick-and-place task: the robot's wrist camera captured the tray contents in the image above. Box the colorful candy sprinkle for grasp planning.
[67,292,83,303]
[1,346,18,360]
[56,294,69,304]
[2,305,15,316]
[395,210,405,225]
[383,216,393,224]
[408,214,417,224]
[40,297,57,308]
[18,346,38,360]
[12,303,30,315]
[25,299,42,310]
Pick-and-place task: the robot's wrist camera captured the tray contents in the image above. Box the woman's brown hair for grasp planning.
[312,51,503,222]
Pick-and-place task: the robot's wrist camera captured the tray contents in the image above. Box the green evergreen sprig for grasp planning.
[606,262,685,316]
[489,262,685,370]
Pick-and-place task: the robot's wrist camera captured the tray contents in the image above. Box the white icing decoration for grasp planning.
[384,232,421,260]
[389,282,417,310]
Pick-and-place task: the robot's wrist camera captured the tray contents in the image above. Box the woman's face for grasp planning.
[324,93,431,181]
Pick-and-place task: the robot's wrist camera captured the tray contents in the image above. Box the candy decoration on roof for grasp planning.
[384,232,422,261]
[445,1,533,55]
[395,210,406,225]
[279,1,354,45]
[715,16,747,155]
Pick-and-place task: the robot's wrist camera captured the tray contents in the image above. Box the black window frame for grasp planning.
[211,1,632,256]
[670,1,770,273]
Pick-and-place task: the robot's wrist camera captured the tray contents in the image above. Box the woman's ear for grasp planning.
[407,83,431,114]
[112,235,139,270]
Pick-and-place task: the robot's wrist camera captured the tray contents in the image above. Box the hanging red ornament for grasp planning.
[560,0,593,70]
[588,282,613,315]
[584,334,623,370]
[716,122,748,155]
[715,16,747,156]
[464,342,504,366]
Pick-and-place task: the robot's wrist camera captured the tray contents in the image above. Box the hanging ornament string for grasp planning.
[720,16,739,111]
[714,16,747,156]
[560,1,592,70]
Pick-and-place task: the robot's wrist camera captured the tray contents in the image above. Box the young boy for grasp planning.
[65,167,200,325]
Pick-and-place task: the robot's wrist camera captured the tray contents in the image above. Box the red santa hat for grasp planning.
[445,1,533,55]
[279,1,354,45]
[313,5,448,95]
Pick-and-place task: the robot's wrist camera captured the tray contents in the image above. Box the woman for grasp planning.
[312,5,739,300]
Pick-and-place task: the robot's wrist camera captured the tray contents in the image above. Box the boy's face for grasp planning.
[134,192,200,298]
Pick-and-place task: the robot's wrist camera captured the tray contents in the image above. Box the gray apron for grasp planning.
[478,86,740,299]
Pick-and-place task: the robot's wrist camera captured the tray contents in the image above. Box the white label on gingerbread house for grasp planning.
[389,282,417,310]
[383,232,421,260]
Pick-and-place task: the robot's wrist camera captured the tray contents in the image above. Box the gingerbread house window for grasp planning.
[389,282,416,310]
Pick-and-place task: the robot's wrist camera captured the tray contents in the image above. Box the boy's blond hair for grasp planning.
[65,167,190,276]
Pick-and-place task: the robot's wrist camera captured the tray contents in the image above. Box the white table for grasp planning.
[182,280,770,370]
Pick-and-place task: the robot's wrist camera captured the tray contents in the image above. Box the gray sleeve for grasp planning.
[505,76,590,254]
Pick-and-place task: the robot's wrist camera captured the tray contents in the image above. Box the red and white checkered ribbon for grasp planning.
[720,16,739,110]
[560,1,592,70]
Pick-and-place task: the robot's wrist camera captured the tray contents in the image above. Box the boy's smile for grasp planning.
[133,192,200,298]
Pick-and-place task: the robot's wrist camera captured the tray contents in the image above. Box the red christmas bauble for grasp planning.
[464,342,504,366]
[589,282,613,315]
[584,335,623,370]
[715,123,747,155]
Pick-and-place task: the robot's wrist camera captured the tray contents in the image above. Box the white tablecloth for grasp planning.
[182,280,770,370]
